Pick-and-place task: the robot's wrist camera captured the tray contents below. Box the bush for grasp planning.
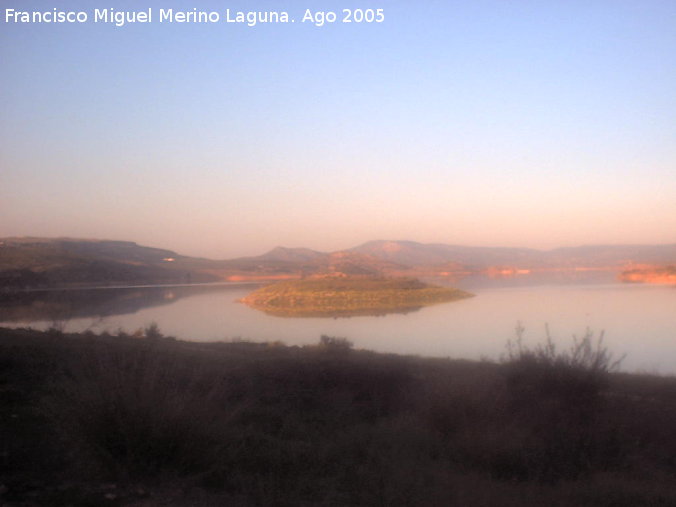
[505,324,624,373]
[498,325,626,481]
[503,324,624,413]
[319,335,353,353]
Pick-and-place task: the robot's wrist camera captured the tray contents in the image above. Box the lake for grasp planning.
[1,274,674,374]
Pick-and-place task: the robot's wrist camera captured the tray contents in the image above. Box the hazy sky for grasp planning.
[1,0,675,258]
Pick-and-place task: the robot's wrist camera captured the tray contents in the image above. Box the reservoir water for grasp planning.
[1,275,674,374]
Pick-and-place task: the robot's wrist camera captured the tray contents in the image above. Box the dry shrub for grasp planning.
[46,335,237,482]
[498,325,626,481]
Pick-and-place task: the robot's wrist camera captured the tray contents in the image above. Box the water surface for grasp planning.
[1,276,674,374]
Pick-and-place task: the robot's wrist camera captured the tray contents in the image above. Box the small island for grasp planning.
[240,276,474,317]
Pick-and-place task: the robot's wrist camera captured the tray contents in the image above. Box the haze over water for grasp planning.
[3,276,674,375]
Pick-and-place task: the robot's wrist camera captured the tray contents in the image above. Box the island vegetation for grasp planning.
[239,276,474,317]
[1,326,675,506]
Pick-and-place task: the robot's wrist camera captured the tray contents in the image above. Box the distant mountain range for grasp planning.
[1,237,675,289]
[349,240,676,269]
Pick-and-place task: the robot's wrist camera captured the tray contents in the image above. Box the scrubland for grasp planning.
[1,326,675,506]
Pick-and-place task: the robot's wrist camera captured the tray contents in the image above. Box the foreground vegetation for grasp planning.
[240,277,474,317]
[1,327,676,506]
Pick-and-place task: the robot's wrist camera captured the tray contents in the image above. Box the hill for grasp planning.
[351,240,538,268]
[3,237,676,289]
[0,238,218,289]
[255,246,327,263]
[350,240,676,270]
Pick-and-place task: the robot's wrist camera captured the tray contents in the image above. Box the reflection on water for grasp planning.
[0,274,674,374]
[0,283,261,324]
[253,305,425,318]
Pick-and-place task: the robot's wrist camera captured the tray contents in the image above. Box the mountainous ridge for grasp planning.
[2,237,675,289]
[350,240,539,268]
[349,240,676,269]
[255,246,327,263]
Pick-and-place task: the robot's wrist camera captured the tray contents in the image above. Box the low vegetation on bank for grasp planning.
[240,276,474,317]
[1,326,675,506]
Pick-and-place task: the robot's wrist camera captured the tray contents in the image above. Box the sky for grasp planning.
[1,0,675,258]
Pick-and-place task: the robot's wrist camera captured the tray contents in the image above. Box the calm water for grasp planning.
[1,276,674,374]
